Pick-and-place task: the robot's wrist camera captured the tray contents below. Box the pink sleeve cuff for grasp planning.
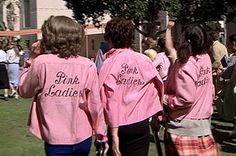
[96,135,108,142]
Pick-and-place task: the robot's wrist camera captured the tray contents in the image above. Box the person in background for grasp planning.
[0,41,10,101]
[152,38,171,82]
[94,41,111,73]
[164,21,218,155]
[17,43,30,68]
[228,64,236,138]
[6,41,20,99]
[99,17,163,156]
[220,33,236,137]
[209,31,228,74]
[209,31,229,97]
[18,15,108,156]
[142,37,158,61]
[225,33,236,72]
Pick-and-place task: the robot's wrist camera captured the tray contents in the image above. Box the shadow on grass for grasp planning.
[0,93,16,101]
[0,93,8,101]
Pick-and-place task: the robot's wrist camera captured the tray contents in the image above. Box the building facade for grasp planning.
[0,0,112,58]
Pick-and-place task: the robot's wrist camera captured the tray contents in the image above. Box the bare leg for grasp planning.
[9,84,17,97]
[3,89,8,101]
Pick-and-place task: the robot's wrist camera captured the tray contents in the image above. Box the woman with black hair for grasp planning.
[163,21,218,155]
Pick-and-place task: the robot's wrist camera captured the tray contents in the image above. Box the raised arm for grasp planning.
[165,21,177,64]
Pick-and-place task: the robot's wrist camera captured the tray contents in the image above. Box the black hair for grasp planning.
[177,24,208,63]
[229,33,236,43]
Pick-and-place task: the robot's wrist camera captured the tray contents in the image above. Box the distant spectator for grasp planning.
[152,38,171,82]
[94,41,111,73]
[220,33,236,137]
[209,31,228,74]
[6,41,20,99]
[0,41,10,101]
[142,37,158,61]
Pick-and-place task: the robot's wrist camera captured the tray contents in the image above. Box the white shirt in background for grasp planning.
[6,49,20,64]
[0,49,7,63]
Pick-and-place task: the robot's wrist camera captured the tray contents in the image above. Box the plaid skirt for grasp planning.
[164,131,218,156]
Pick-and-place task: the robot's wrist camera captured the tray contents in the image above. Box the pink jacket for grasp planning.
[18,54,107,144]
[152,52,171,81]
[164,54,214,120]
[99,48,164,128]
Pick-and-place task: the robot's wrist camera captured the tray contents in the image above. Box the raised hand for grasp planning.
[167,21,175,29]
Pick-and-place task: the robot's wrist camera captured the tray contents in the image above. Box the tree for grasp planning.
[63,0,236,37]
[64,0,163,38]
[0,0,5,4]
[162,0,236,24]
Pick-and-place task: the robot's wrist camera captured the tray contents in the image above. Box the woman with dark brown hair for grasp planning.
[18,15,108,156]
[99,17,163,156]
[164,21,218,155]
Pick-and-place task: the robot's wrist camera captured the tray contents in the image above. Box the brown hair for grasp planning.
[142,37,158,51]
[41,16,85,58]
[7,41,20,57]
[104,17,134,48]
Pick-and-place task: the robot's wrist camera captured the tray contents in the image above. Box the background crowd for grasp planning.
[0,39,29,101]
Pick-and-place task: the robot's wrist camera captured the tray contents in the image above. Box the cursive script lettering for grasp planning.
[116,64,145,86]
[195,66,211,87]
[55,71,80,84]
[116,74,145,85]
[44,84,80,97]
[120,63,139,75]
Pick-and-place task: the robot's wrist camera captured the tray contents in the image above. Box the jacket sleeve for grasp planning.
[99,62,120,128]
[86,64,107,139]
[18,59,42,98]
[164,67,196,110]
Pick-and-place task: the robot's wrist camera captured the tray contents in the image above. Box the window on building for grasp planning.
[91,39,95,50]
[24,0,30,27]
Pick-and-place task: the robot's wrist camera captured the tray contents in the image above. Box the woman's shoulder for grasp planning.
[127,49,153,64]
[179,54,211,74]
[36,54,94,66]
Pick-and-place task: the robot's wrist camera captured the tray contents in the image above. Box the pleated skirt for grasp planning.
[0,64,10,89]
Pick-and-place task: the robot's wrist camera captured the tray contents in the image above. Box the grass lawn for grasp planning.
[0,95,235,156]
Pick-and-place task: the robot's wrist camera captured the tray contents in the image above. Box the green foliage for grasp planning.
[64,0,151,26]
[0,13,8,49]
[64,0,236,38]
[0,0,6,4]
[0,22,6,31]
[64,0,163,37]
[162,0,236,24]
[159,0,181,21]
